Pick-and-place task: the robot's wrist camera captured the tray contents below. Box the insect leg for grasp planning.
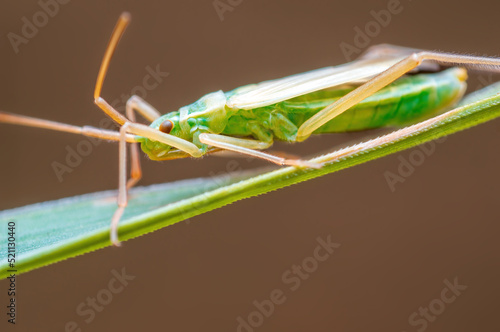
[198,133,322,168]
[125,95,161,122]
[124,96,162,189]
[296,51,500,141]
[126,123,203,157]
[109,122,204,246]
[109,122,131,246]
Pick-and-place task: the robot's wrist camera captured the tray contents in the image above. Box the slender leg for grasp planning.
[125,140,141,191]
[123,96,162,190]
[109,123,130,246]
[0,110,205,246]
[109,122,205,246]
[296,51,500,141]
[126,122,203,156]
[126,95,162,122]
[198,133,322,168]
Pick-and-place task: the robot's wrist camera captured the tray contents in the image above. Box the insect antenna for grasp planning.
[93,12,132,126]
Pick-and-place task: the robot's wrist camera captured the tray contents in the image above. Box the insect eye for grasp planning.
[159,120,174,134]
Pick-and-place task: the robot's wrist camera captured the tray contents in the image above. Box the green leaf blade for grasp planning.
[1,83,500,278]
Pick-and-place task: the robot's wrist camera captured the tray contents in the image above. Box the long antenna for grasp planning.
[93,12,131,125]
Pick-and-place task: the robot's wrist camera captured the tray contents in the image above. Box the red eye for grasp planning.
[159,120,173,134]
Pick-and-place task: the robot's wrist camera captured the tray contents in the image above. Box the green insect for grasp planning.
[2,12,500,246]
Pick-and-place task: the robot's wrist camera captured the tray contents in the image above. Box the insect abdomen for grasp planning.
[279,67,467,134]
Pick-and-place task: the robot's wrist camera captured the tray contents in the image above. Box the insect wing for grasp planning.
[226,56,406,110]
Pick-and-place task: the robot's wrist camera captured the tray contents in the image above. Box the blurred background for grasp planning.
[1,0,499,331]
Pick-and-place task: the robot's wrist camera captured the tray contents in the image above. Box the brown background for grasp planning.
[1,0,499,331]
